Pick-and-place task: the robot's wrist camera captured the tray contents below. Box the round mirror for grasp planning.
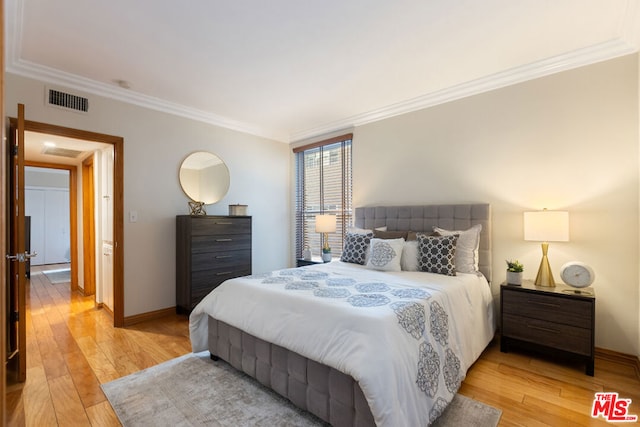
[179,151,230,204]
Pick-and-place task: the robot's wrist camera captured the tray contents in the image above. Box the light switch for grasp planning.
[129,210,138,223]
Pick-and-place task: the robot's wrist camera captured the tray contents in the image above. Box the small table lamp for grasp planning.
[524,209,569,287]
[315,214,336,262]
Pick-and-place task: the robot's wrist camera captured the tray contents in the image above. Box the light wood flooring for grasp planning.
[6,266,640,426]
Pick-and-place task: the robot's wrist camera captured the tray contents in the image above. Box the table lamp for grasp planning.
[524,209,569,287]
[315,214,336,262]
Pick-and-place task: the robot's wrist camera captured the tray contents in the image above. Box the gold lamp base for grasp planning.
[322,232,330,252]
[534,242,556,287]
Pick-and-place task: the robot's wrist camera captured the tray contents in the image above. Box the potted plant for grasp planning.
[322,247,332,262]
[506,259,524,285]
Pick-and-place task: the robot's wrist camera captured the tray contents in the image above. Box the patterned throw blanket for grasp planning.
[190,262,494,426]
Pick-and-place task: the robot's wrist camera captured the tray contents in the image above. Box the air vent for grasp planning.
[42,147,83,158]
[46,88,89,113]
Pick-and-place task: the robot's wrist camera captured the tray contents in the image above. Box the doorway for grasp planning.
[24,167,70,266]
[17,119,125,327]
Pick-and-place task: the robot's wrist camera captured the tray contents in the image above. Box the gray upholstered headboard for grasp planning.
[354,204,492,283]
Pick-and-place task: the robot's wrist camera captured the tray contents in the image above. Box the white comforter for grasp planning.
[190,261,495,426]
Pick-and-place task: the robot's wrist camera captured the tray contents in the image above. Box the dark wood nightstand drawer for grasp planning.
[502,313,592,356]
[502,288,592,328]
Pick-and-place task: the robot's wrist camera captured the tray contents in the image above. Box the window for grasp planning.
[294,134,352,259]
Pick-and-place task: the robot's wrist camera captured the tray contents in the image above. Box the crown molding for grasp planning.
[290,38,638,142]
[5,59,289,142]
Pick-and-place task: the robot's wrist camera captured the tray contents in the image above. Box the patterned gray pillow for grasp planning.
[341,231,374,265]
[417,233,458,276]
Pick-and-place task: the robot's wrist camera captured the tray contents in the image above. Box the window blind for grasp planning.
[294,134,352,259]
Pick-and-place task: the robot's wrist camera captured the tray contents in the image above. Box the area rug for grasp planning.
[102,352,502,427]
[42,268,71,284]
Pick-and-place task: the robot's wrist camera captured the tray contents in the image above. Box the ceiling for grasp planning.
[6,1,640,143]
[24,131,111,166]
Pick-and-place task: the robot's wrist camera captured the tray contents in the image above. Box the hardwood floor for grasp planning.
[6,266,640,426]
[6,265,192,426]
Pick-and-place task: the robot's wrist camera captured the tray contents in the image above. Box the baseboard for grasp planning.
[595,347,640,380]
[100,303,114,316]
[123,307,177,326]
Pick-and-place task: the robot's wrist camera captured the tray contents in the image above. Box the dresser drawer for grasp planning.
[192,267,251,292]
[192,250,251,272]
[503,313,592,356]
[191,217,251,236]
[192,234,251,253]
[502,289,592,328]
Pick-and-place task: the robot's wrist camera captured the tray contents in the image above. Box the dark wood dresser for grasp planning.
[500,280,595,375]
[176,215,252,314]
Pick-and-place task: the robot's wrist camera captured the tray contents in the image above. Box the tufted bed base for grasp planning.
[208,316,375,426]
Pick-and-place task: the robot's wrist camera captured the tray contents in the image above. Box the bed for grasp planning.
[190,204,495,426]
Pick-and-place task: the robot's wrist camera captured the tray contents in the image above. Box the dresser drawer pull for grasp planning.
[216,271,234,276]
[215,222,233,225]
[215,238,233,242]
[528,300,560,308]
[527,323,560,334]
[215,255,232,259]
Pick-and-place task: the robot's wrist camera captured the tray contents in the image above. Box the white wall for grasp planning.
[5,73,291,317]
[351,54,639,355]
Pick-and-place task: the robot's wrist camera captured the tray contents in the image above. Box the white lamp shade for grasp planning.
[315,214,337,233]
[524,210,569,242]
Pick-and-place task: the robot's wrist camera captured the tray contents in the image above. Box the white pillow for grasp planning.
[433,224,482,274]
[365,238,404,272]
[401,240,419,271]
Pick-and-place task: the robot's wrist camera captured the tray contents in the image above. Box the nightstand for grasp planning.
[296,258,324,267]
[500,280,595,376]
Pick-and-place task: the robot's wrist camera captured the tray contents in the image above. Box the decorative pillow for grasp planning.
[341,231,374,265]
[401,240,419,271]
[433,224,482,274]
[365,238,405,271]
[417,233,458,276]
[407,230,436,241]
[373,230,408,240]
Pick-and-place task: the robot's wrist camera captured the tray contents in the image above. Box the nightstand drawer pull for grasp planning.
[216,271,234,276]
[527,323,560,334]
[215,255,232,259]
[528,299,560,308]
[215,238,233,242]
[215,222,234,225]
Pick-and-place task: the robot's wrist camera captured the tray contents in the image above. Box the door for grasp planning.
[101,147,114,309]
[102,242,113,310]
[6,104,28,381]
